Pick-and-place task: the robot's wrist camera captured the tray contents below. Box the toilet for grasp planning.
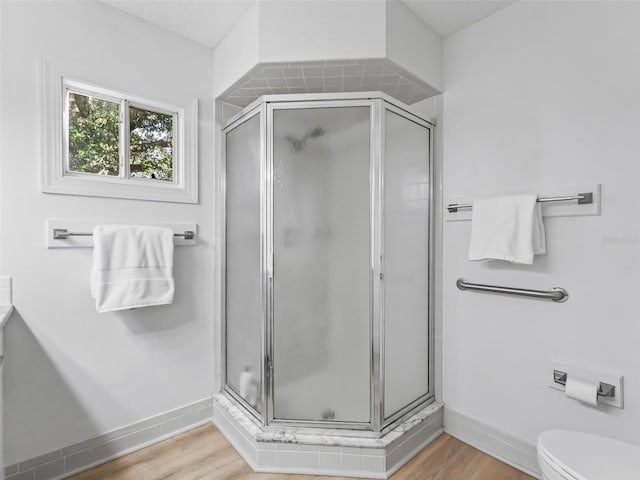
[537,430,640,480]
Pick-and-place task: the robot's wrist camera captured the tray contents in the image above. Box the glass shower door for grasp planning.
[270,105,372,424]
[225,112,263,415]
[382,107,431,421]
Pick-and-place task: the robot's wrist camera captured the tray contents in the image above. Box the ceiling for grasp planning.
[402,0,517,37]
[102,0,517,50]
[102,0,255,49]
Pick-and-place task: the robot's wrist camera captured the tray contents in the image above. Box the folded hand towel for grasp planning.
[91,225,175,313]
[468,194,546,265]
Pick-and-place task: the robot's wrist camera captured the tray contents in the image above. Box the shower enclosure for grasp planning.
[222,93,433,434]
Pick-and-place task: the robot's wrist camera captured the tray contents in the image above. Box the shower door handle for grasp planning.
[266,273,274,385]
[267,274,273,308]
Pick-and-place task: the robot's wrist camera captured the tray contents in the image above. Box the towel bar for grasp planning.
[447,192,593,213]
[456,278,568,302]
[53,229,195,240]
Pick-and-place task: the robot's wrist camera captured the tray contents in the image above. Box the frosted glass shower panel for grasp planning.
[383,110,430,419]
[225,114,262,413]
[272,106,371,423]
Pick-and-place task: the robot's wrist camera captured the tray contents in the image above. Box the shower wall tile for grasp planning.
[297,451,319,469]
[363,447,386,457]
[302,66,323,76]
[220,102,242,125]
[296,444,317,452]
[275,450,297,468]
[340,446,362,455]
[340,453,363,471]
[363,455,386,473]
[318,451,340,470]
[217,58,440,108]
[257,442,277,451]
[257,450,277,466]
[275,443,297,452]
[286,77,305,88]
[317,445,339,453]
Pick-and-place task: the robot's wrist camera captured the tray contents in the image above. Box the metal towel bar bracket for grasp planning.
[53,229,195,240]
[456,278,569,302]
[553,370,615,398]
[447,192,593,213]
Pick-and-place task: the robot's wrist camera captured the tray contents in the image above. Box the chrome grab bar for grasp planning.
[456,278,568,302]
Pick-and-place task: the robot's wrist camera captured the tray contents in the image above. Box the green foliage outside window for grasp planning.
[129,106,173,181]
[67,92,174,181]
[68,92,120,176]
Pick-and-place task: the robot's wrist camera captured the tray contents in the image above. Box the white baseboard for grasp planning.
[5,397,214,480]
[443,407,541,479]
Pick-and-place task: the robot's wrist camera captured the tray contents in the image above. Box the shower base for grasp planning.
[212,394,444,479]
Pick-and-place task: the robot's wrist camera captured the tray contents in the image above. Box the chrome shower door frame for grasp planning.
[379,100,435,429]
[264,98,379,431]
[221,102,268,426]
[220,92,435,434]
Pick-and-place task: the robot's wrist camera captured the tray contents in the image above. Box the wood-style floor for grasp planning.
[69,424,533,480]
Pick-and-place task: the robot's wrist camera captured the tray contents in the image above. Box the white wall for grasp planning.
[0,1,215,464]
[413,95,444,407]
[214,0,387,98]
[258,0,386,63]
[213,0,443,100]
[442,1,640,445]
[213,1,260,98]
[386,0,443,92]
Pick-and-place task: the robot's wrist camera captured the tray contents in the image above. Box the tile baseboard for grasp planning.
[443,407,541,479]
[5,397,213,480]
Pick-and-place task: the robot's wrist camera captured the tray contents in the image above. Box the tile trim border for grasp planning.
[5,397,213,480]
[443,407,541,479]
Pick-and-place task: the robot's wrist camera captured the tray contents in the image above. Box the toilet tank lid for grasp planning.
[538,430,640,480]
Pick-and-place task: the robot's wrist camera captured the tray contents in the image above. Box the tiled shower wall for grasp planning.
[218,58,440,107]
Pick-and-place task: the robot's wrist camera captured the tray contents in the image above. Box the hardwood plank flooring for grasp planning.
[68,424,533,480]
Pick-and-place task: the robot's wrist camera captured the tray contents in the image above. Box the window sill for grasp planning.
[42,173,198,203]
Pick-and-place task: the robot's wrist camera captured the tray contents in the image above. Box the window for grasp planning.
[42,59,198,203]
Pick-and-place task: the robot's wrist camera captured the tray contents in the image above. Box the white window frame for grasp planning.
[42,59,198,203]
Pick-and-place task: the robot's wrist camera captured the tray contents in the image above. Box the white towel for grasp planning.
[468,194,546,265]
[91,225,175,313]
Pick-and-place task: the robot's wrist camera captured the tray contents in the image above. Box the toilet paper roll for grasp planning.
[565,377,598,406]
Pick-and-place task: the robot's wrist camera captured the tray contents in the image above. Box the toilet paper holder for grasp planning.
[553,370,615,398]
